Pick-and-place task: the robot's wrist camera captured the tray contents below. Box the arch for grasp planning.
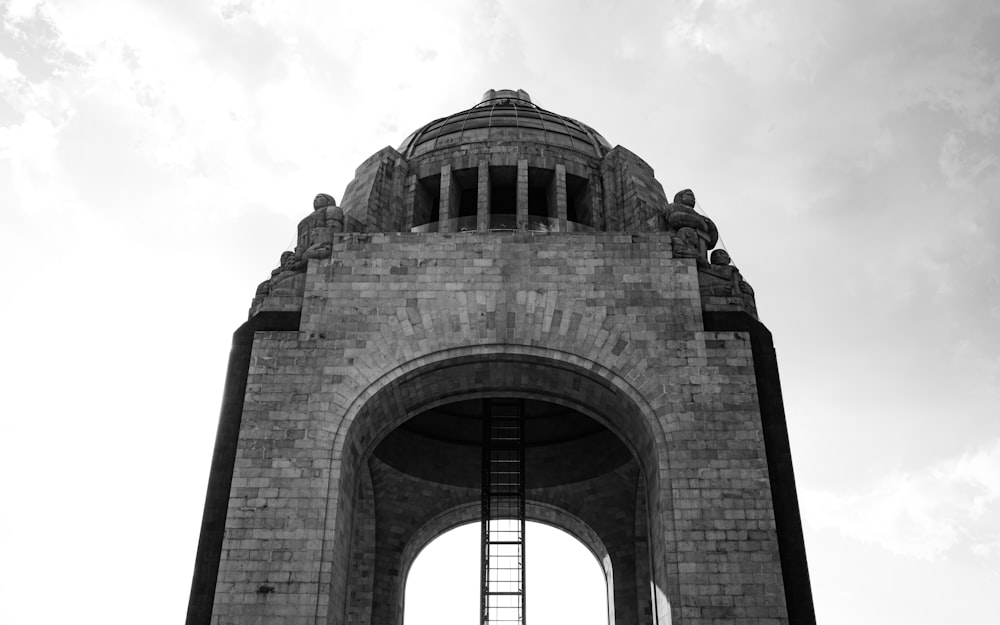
[402,519,610,625]
[323,346,676,625]
[399,502,613,603]
[335,345,667,472]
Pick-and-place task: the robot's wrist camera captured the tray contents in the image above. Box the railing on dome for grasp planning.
[410,216,595,234]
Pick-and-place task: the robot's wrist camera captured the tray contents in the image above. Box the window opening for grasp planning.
[489,166,517,216]
[527,167,553,219]
[453,168,479,219]
[413,174,441,227]
[565,174,591,226]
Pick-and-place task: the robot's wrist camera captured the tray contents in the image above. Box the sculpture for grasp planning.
[252,251,297,307]
[671,227,703,259]
[269,251,300,288]
[314,192,335,208]
[251,195,345,309]
[698,249,754,297]
[662,189,718,259]
[292,193,344,268]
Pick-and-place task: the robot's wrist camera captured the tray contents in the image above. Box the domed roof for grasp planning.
[397,89,612,159]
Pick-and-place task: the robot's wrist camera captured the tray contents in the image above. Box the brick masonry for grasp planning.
[187,231,814,625]
[189,91,813,625]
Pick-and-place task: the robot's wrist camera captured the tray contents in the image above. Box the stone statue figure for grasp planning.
[252,251,298,306]
[269,251,300,288]
[662,189,718,259]
[251,194,345,309]
[253,277,271,303]
[292,193,344,268]
[671,227,703,259]
[698,249,754,297]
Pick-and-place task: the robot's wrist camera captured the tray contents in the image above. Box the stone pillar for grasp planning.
[439,164,453,232]
[588,172,603,230]
[516,159,528,229]
[554,164,567,230]
[402,173,418,231]
[477,160,490,232]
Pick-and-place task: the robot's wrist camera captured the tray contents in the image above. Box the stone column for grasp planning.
[477,160,490,232]
[588,172,603,230]
[554,164,568,230]
[439,164,453,232]
[402,173,417,231]
[516,159,528,229]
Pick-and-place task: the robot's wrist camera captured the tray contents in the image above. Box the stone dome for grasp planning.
[326,88,678,239]
[252,88,759,321]
[397,88,612,159]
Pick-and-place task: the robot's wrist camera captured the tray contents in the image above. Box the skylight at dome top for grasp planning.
[397,88,612,159]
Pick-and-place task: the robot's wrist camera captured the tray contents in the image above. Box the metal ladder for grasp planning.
[481,399,526,625]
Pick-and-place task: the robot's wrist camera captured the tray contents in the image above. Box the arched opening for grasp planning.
[329,349,675,625]
[404,521,608,625]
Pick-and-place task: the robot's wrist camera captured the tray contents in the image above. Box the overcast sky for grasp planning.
[1,0,998,623]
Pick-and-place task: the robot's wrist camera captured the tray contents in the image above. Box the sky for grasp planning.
[0,0,998,623]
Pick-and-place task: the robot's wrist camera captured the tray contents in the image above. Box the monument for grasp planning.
[187,89,814,624]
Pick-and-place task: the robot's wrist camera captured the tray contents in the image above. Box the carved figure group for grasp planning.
[698,249,754,298]
[253,194,345,306]
[293,193,345,268]
[661,188,754,302]
[661,189,718,260]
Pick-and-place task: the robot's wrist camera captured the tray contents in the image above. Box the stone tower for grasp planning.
[186,89,815,625]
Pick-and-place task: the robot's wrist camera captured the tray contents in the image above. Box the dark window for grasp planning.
[490,166,517,215]
[566,173,591,225]
[453,168,479,218]
[528,167,554,218]
[413,174,441,226]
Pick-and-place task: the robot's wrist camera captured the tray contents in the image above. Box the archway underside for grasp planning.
[348,445,648,625]
[329,351,673,625]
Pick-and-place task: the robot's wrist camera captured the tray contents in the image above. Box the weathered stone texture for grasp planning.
[599,147,669,233]
[340,147,407,233]
[203,233,794,624]
[190,89,812,625]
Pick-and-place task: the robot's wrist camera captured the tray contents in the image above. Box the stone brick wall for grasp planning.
[339,147,407,233]
[198,232,803,625]
[599,147,669,233]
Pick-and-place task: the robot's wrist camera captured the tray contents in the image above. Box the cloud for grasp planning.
[0,0,82,82]
[0,110,60,215]
[642,2,1000,472]
[0,2,997,624]
[970,538,1000,559]
[939,129,999,189]
[802,439,1000,560]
